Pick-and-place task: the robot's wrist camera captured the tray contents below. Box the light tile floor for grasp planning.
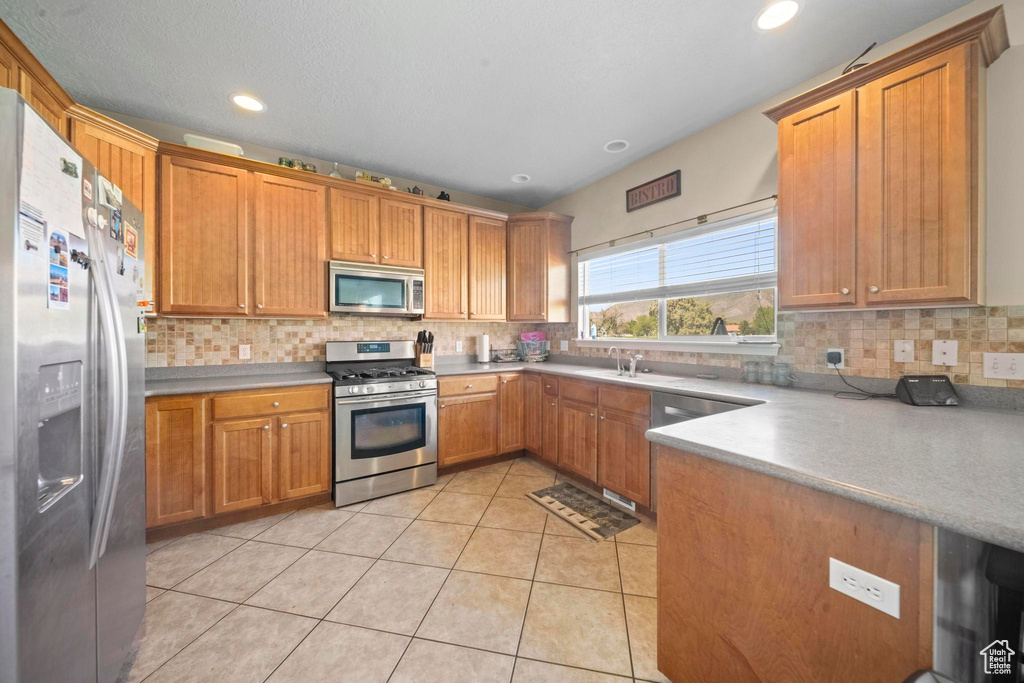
[123,457,664,683]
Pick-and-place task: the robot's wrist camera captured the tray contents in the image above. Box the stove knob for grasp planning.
[418,380,426,388]
[348,386,358,394]
[365,386,375,394]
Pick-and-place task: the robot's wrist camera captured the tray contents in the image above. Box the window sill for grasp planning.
[574,339,780,357]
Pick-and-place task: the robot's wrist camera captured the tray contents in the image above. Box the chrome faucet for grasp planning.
[627,353,644,378]
[608,346,623,375]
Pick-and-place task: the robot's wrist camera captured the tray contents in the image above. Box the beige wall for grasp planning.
[543,0,1024,308]
[99,109,532,216]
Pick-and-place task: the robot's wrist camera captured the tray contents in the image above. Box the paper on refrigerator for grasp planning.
[19,105,84,238]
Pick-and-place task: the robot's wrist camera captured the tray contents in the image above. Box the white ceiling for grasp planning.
[2,0,966,207]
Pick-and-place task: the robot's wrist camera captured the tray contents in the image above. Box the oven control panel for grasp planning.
[335,378,437,397]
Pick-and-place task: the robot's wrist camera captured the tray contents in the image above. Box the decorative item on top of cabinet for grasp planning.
[423,207,469,320]
[252,172,327,317]
[498,373,524,453]
[145,396,206,527]
[765,7,1008,311]
[468,215,507,320]
[507,212,573,322]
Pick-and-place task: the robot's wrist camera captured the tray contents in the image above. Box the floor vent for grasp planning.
[603,489,636,512]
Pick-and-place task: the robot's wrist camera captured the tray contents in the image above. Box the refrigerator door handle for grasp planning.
[86,225,126,569]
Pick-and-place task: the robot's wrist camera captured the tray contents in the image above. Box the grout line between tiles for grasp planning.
[616,539,637,681]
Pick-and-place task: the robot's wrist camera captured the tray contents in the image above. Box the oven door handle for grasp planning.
[335,390,437,406]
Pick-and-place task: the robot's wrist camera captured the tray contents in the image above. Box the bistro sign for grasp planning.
[626,170,680,212]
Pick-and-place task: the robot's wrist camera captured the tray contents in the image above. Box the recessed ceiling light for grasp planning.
[754,1,800,31]
[511,173,531,183]
[230,93,266,112]
[603,139,630,153]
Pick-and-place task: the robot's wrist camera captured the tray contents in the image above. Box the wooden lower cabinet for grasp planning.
[598,408,651,508]
[498,373,524,453]
[212,417,273,514]
[145,384,331,530]
[145,396,206,527]
[541,396,559,465]
[557,398,598,481]
[523,374,542,455]
[438,392,498,466]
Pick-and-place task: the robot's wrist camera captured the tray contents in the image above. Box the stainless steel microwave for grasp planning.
[328,262,425,316]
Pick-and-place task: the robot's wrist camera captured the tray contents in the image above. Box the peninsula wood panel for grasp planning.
[438,392,498,466]
[859,44,976,305]
[498,373,524,453]
[276,411,330,500]
[212,417,273,514]
[468,215,507,320]
[159,155,249,315]
[558,398,598,481]
[523,374,543,455]
[328,186,379,263]
[778,90,857,309]
[507,218,548,321]
[657,446,933,683]
[598,408,651,508]
[423,207,469,320]
[145,396,206,527]
[253,173,327,317]
[379,197,423,267]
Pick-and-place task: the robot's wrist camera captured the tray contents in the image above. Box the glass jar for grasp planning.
[743,361,760,383]
[758,361,774,385]
[773,362,794,387]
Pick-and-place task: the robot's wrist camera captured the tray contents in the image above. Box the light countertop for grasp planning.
[145,371,332,397]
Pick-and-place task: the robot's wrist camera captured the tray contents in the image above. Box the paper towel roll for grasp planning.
[477,334,490,363]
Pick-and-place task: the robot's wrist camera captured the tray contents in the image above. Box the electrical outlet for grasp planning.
[238,344,251,360]
[932,340,958,367]
[893,340,915,363]
[829,557,900,619]
[983,353,1024,380]
[456,340,463,353]
[560,340,569,351]
[826,348,845,369]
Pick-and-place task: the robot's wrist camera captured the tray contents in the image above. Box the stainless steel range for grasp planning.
[327,340,437,506]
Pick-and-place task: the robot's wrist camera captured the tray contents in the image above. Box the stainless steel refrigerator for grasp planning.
[0,90,146,683]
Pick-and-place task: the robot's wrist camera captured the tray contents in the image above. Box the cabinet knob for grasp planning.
[238,303,246,308]
[272,401,280,407]
[589,413,595,418]
[502,380,507,384]
[466,384,473,389]
[263,425,270,431]
[471,311,476,315]
[545,385,551,389]
[600,416,605,421]
[840,287,850,295]
[869,285,879,293]
[281,423,288,429]
[257,304,264,309]
[550,402,556,407]
[371,253,376,258]
[440,404,446,409]
[383,255,389,259]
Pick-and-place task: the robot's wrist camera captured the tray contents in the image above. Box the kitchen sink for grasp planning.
[573,368,682,383]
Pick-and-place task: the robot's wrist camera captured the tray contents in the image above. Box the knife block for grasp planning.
[415,349,433,369]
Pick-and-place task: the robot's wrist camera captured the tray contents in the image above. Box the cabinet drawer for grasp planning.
[559,378,597,405]
[439,374,499,397]
[212,386,329,420]
[541,376,559,396]
[599,385,650,417]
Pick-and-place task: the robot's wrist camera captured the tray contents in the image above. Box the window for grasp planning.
[578,212,777,343]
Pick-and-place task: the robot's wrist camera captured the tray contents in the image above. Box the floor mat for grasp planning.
[526,482,640,541]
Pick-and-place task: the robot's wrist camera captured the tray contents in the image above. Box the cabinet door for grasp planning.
[212,417,273,514]
[508,219,547,321]
[71,109,157,309]
[859,44,975,305]
[438,393,498,466]
[277,412,330,500]
[253,173,327,317]
[159,156,249,315]
[558,399,598,481]
[598,408,651,508]
[499,373,524,453]
[145,397,206,527]
[778,90,857,309]
[524,374,543,455]
[329,186,379,263]
[423,207,469,320]
[0,40,15,90]
[380,197,423,268]
[18,68,67,136]
[541,396,559,465]
[469,215,507,320]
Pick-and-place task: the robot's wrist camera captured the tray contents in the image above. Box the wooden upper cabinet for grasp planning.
[329,186,379,264]
[777,90,857,309]
[379,197,423,268]
[212,417,273,514]
[498,373,524,453]
[859,44,976,305]
[145,396,206,527]
[276,411,330,500]
[469,215,507,320]
[159,155,249,315]
[19,69,67,136]
[507,213,573,322]
[423,207,469,320]
[0,39,15,89]
[253,173,327,317]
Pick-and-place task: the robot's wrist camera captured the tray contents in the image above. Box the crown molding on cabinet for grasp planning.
[68,104,158,151]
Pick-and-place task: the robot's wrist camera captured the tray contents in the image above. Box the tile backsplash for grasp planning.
[148,305,1024,389]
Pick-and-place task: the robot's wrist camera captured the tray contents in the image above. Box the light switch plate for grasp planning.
[456,340,463,353]
[932,339,958,366]
[238,344,251,360]
[560,340,569,351]
[829,557,900,619]
[983,353,1024,380]
[893,340,914,363]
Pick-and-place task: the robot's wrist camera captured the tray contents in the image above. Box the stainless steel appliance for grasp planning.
[328,340,437,506]
[329,262,425,316]
[651,391,747,427]
[0,91,147,683]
